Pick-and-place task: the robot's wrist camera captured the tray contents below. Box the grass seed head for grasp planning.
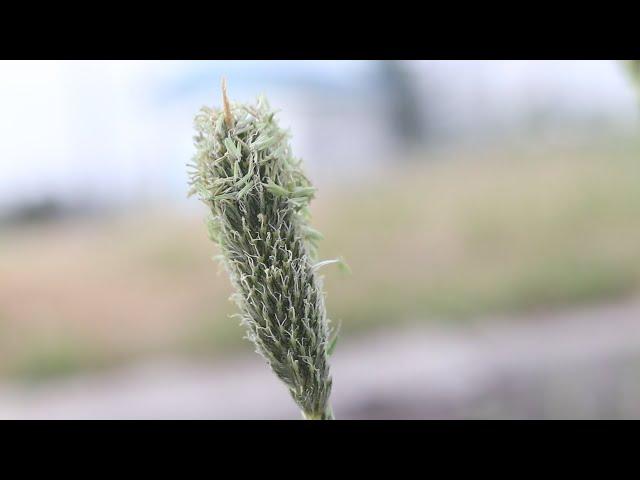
[189,82,334,419]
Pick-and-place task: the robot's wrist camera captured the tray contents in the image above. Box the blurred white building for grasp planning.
[0,60,637,214]
[409,60,639,142]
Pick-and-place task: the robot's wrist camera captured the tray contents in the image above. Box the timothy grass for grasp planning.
[2,138,640,379]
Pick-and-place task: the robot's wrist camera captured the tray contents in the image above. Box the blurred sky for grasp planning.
[0,60,637,213]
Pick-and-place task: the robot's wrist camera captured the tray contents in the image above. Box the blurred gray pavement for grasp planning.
[2,300,640,419]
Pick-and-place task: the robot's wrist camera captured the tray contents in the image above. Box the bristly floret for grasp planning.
[188,90,333,419]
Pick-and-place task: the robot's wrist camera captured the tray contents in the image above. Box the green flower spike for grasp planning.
[188,79,337,420]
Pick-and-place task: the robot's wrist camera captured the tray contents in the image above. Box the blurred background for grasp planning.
[1,60,640,419]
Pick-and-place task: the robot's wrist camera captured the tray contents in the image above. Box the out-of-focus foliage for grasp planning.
[626,60,640,99]
[3,138,640,380]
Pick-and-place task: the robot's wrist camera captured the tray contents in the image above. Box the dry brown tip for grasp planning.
[221,77,233,128]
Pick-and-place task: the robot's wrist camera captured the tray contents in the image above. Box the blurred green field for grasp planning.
[2,138,640,379]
